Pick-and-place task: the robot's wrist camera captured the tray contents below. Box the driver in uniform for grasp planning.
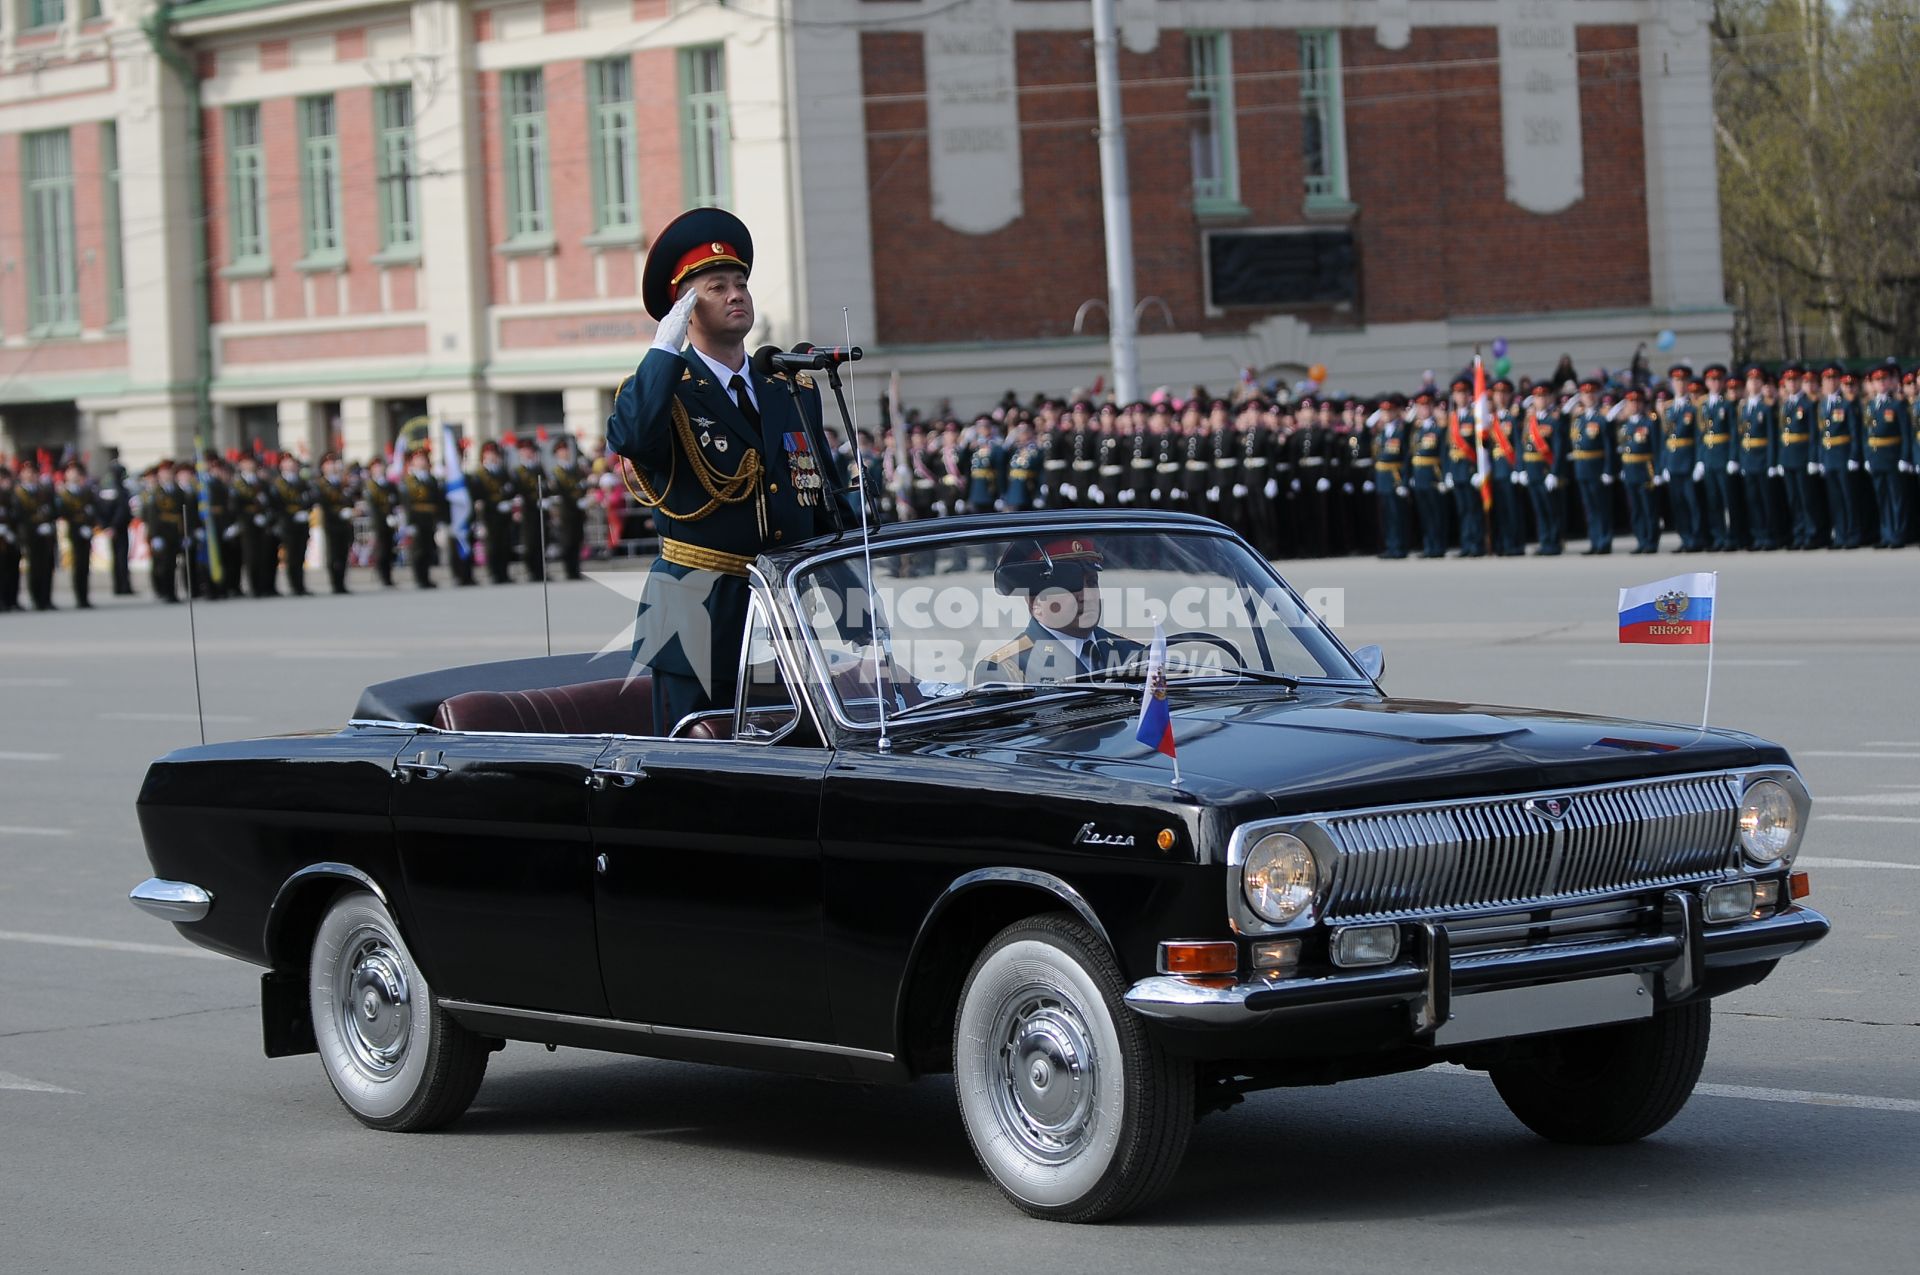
[976,537,1145,684]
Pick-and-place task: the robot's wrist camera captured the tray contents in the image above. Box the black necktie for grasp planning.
[1084,637,1109,673]
[729,374,761,433]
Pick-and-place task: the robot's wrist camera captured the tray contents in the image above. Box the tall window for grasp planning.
[680,45,730,209]
[1299,31,1350,207]
[299,95,343,261]
[23,130,79,335]
[227,105,268,264]
[1188,32,1239,212]
[376,85,418,252]
[588,58,639,234]
[102,121,124,324]
[26,0,65,29]
[503,69,551,242]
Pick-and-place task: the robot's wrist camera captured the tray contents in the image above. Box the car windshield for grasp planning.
[788,525,1360,725]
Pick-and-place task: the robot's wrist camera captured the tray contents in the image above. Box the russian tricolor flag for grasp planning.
[1134,623,1176,758]
[1619,572,1715,645]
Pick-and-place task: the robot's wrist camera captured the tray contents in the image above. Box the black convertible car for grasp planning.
[130,511,1828,1222]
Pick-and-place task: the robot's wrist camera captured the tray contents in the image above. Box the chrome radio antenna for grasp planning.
[536,472,553,658]
[183,538,206,747]
[841,305,890,753]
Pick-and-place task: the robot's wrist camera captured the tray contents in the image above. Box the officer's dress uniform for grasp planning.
[98,462,134,595]
[1738,393,1779,550]
[0,479,20,611]
[1863,390,1912,549]
[54,479,102,608]
[1779,387,1820,548]
[1373,417,1411,559]
[1004,442,1043,512]
[549,460,589,578]
[404,471,448,588]
[232,472,278,595]
[1489,404,1526,555]
[967,439,1005,512]
[364,473,400,586]
[1699,392,1739,550]
[1291,423,1333,557]
[144,480,185,602]
[1569,405,1616,554]
[1239,423,1281,557]
[976,618,1146,685]
[1206,428,1240,528]
[1341,423,1376,556]
[205,472,241,598]
[1409,414,1449,558]
[607,345,847,735]
[1817,390,1862,549]
[469,463,518,583]
[1522,403,1568,555]
[16,475,60,610]
[1444,407,1484,556]
[274,472,316,595]
[1618,412,1661,553]
[515,459,550,581]
[1660,396,1704,551]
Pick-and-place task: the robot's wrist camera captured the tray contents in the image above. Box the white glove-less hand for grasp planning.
[1691,461,1706,482]
[651,288,698,353]
[1544,473,1559,492]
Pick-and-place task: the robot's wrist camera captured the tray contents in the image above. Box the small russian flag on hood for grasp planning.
[1134,622,1176,758]
[1619,572,1715,645]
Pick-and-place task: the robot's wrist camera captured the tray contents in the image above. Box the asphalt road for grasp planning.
[3,543,1916,1273]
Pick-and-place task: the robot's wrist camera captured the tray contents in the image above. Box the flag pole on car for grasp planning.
[1135,620,1179,785]
[1618,571,1718,730]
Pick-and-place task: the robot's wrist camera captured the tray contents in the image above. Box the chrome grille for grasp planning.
[1320,774,1739,921]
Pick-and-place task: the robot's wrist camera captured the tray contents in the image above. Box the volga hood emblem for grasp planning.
[1525,796,1573,823]
[1073,822,1135,848]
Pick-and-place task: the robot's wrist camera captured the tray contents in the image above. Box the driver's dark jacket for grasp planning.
[974,617,1146,685]
[606,345,848,684]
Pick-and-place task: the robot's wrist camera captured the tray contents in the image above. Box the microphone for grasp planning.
[752,342,863,376]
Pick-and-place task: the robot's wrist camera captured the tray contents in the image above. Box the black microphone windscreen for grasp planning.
[750,345,781,378]
[789,342,816,354]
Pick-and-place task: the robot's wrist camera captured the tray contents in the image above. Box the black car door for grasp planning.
[390,730,609,1016]
[589,599,833,1043]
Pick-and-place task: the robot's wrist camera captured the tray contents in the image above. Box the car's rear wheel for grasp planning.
[309,890,487,1131]
[953,913,1193,1222]
[1489,998,1710,1144]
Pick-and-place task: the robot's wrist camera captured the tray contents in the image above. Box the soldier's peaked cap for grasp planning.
[994,536,1105,596]
[642,208,753,321]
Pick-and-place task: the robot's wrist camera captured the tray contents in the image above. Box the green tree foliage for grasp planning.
[1714,0,1920,360]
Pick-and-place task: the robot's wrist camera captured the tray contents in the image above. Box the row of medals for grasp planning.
[787,437,823,508]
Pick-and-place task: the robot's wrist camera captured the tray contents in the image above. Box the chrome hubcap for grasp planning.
[988,986,1098,1163]
[336,928,412,1080]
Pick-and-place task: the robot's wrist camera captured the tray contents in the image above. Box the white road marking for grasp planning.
[0,677,70,688]
[96,711,253,724]
[0,1069,76,1095]
[1815,815,1920,825]
[0,930,228,961]
[0,752,60,762]
[0,826,72,838]
[1802,750,1920,759]
[1818,792,1920,806]
[1570,658,1802,667]
[1861,742,1920,748]
[1693,1084,1920,1115]
[1799,857,1920,873]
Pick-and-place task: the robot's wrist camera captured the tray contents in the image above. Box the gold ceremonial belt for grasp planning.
[1705,434,1731,444]
[1571,450,1605,460]
[1666,438,1694,448]
[1822,435,1852,446]
[1868,437,1901,447]
[1782,433,1810,443]
[1741,439,1770,450]
[660,538,754,577]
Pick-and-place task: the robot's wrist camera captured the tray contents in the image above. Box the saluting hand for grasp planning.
[651,287,699,354]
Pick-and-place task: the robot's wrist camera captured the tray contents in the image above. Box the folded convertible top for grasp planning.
[354,651,623,725]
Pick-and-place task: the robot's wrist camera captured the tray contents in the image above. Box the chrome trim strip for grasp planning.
[129,878,213,923]
[437,1000,896,1064]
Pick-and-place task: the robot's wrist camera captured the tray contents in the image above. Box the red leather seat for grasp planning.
[432,675,653,735]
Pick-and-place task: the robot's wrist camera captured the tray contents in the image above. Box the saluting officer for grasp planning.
[606,207,851,734]
[1408,390,1449,559]
[1699,364,1739,551]
[1372,394,1412,560]
[1862,363,1912,550]
[1617,388,1661,554]
[1568,377,1615,555]
[1816,363,1862,549]
[1738,366,1781,551]
[1777,364,1819,549]
[1521,383,1568,555]
[1444,379,1486,557]
[1659,374,1706,552]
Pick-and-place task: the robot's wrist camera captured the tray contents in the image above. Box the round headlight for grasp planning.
[1738,779,1798,865]
[1243,833,1318,925]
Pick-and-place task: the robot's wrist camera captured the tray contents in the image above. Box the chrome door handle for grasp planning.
[394,760,450,782]
[588,764,646,790]
[595,853,609,875]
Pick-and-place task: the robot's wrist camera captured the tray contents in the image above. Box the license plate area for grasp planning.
[1434,972,1653,1046]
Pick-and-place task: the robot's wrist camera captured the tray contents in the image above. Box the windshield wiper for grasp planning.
[890,683,1035,719]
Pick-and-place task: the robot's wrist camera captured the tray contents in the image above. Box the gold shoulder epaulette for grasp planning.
[795,372,815,390]
[618,373,634,398]
[681,368,692,382]
[983,635,1033,670]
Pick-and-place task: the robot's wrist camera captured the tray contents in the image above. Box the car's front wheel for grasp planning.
[953,913,1193,1222]
[309,889,488,1131]
[1489,998,1710,1144]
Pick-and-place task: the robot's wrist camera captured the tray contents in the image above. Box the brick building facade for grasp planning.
[0,0,1729,468]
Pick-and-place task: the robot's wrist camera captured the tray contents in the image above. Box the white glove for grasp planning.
[1847,459,1859,472]
[1342,482,1354,494]
[1727,461,1739,475]
[1232,483,1247,498]
[577,497,593,509]
[1691,461,1705,482]
[1654,472,1668,486]
[1033,497,1048,509]
[1060,483,1078,501]
[151,536,167,550]
[496,500,513,513]
[1089,488,1105,505]
[651,287,698,353]
[1809,462,1823,476]
[1263,479,1278,498]
[1362,480,1375,494]
[1150,489,1162,501]
[1601,472,1614,486]
[541,496,559,510]
[1290,479,1302,493]
[253,514,268,526]
[1901,460,1915,474]
[1394,485,1409,498]
[994,498,1007,511]
[388,514,403,529]
[1206,486,1219,503]
[36,522,54,536]
[1514,471,1530,487]
[223,525,240,540]
[1768,466,1781,478]
[1469,471,1485,489]
[1315,476,1331,493]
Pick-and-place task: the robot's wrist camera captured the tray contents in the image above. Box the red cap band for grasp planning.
[669,241,747,297]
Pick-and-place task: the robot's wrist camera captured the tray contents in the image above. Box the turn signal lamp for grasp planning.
[1790,871,1811,900]
[1159,940,1238,977]
[1251,939,1300,976]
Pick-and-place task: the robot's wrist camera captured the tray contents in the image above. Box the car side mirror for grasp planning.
[1354,644,1385,681]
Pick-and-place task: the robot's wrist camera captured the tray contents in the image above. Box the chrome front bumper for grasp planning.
[1125,893,1830,1033]
[129,877,214,923]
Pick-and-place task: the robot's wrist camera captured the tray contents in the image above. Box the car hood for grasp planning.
[903,689,1786,812]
